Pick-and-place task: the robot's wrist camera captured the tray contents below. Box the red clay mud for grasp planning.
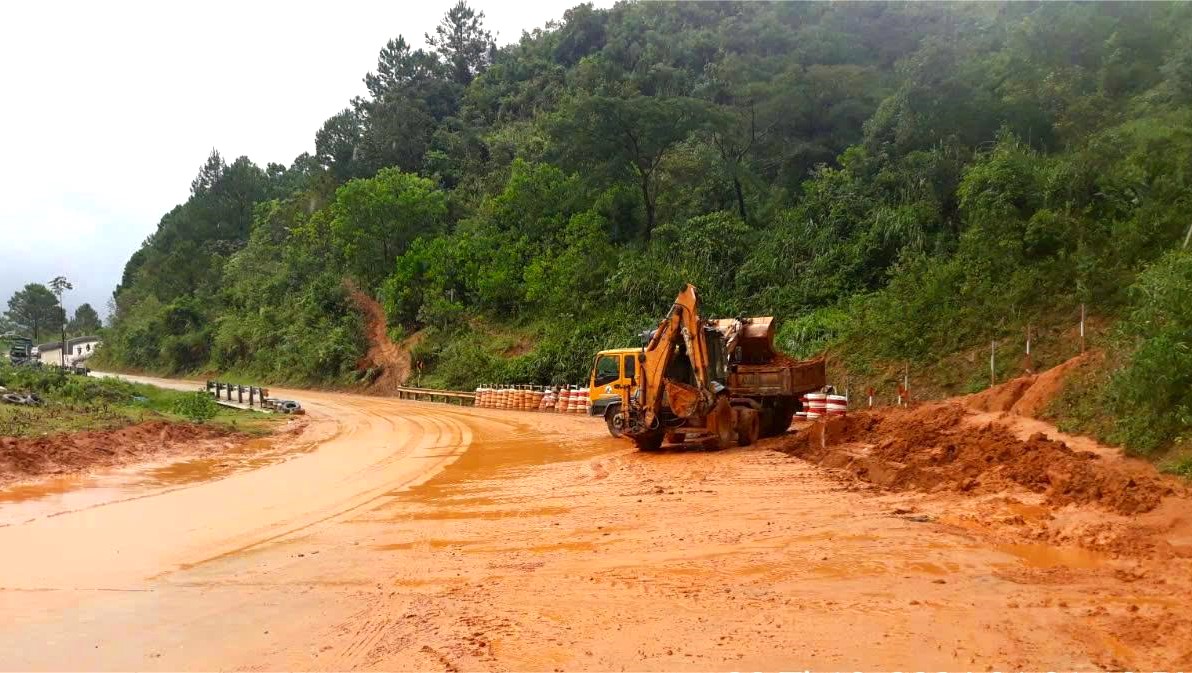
[781,401,1179,515]
[0,421,246,487]
[3,371,1192,670]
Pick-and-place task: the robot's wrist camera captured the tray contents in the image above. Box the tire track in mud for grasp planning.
[0,381,510,670]
[0,386,475,591]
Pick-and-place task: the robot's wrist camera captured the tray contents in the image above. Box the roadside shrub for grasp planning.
[1103,250,1192,455]
[171,392,219,423]
[778,306,849,359]
[55,377,136,405]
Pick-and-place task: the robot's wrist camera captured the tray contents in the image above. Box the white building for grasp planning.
[37,336,102,366]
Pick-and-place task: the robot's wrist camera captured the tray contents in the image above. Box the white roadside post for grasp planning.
[990,340,996,388]
[1080,303,1086,353]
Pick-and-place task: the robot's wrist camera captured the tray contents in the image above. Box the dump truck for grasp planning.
[589,284,825,450]
[3,335,37,366]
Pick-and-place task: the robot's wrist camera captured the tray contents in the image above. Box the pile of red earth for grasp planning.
[0,421,240,486]
[779,402,1177,515]
[962,351,1097,417]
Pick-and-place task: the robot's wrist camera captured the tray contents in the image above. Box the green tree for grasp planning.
[47,276,73,364]
[364,36,446,100]
[356,36,458,175]
[426,1,494,86]
[68,303,102,335]
[1105,250,1192,453]
[5,283,63,342]
[190,150,226,195]
[315,109,363,182]
[552,94,712,237]
[330,169,447,288]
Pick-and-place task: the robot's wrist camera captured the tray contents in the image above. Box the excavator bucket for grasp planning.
[713,317,776,364]
[663,379,702,418]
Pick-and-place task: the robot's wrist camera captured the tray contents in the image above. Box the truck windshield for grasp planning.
[593,355,619,386]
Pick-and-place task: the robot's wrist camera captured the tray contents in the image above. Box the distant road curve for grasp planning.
[1,372,474,590]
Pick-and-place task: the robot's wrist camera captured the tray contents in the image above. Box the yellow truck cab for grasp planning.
[588,348,639,422]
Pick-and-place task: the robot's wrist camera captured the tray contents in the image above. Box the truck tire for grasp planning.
[736,408,760,446]
[631,431,664,451]
[762,400,797,437]
[604,405,625,438]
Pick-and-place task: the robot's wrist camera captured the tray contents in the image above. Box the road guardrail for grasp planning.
[394,386,475,405]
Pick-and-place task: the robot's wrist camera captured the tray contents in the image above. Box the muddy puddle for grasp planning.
[996,542,1108,569]
[0,434,314,526]
[387,411,618,511]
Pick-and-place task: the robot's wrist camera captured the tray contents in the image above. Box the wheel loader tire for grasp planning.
[736,408,760,446]
[631,431,664,452]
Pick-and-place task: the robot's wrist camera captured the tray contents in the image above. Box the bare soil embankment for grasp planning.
[763,355,1192,668]
[348,284,424,394]
[782,401,1179,516]
[963,350,1098,417]
[0,419,308,489]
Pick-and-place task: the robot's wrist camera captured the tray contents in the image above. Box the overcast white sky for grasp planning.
[0,0,602,319]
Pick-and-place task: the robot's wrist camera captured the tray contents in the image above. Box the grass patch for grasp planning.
[1163,454,1192,480]
[0,365,281,438]
[1048,359,1119,445]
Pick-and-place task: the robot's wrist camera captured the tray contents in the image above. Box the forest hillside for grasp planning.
[98,1,1192,464]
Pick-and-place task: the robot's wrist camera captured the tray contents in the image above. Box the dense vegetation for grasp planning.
[99,2,1192,457]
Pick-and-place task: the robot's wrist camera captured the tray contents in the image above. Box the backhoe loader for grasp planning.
[592,288,825,447]
[611,284,762,451]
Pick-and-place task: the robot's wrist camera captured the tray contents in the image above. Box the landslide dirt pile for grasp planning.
[962,351,1096,417]
[0,421,241,486]
[347,283,420,394]
[780,402,1177,515]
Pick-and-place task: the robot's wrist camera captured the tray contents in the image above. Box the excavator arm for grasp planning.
[605,285,799,450]
[620,284,735,448]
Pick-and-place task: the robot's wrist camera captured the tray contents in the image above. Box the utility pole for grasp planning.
[48,276,72,368]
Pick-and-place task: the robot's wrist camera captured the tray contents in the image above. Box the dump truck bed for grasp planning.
[728,357,826,398]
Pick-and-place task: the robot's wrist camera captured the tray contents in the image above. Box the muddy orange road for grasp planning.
[0,375,1187,670]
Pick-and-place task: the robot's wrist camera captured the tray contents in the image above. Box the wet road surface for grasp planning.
[0,375,1189,670]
